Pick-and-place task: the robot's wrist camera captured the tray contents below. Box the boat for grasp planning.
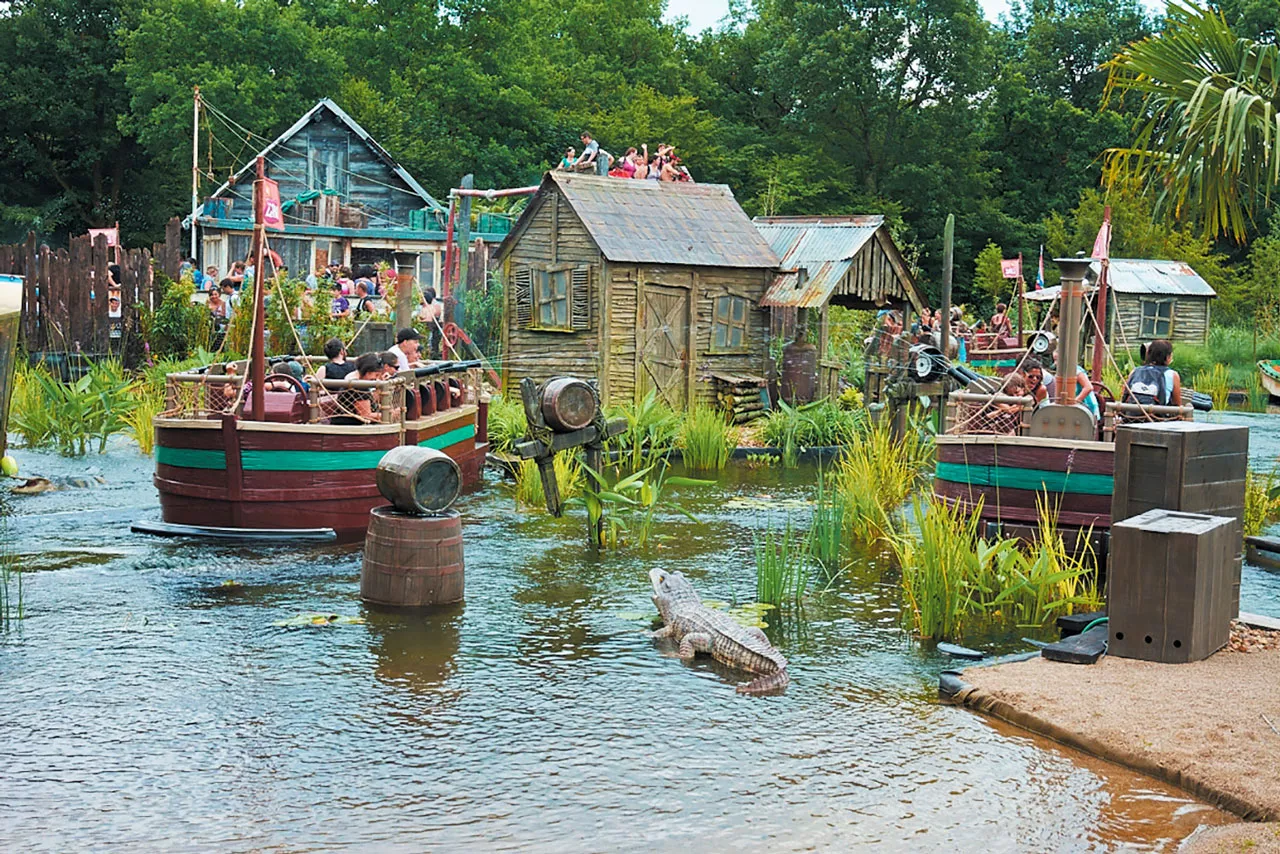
[149,157,488,540]
[932,248,1190,550]
[0,274,22,458]
[1258,360,1280,399]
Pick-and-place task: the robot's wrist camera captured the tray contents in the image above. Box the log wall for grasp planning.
[1111,294,1211,345]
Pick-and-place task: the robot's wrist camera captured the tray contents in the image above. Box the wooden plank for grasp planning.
[936,440,1114,475]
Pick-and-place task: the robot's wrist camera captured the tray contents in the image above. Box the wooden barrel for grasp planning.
[362,507,464,606]
[540,377,597,432]
[375,446,461,514]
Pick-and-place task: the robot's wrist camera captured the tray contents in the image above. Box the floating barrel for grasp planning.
[361,507,464,607]
[375,446,461,515]
[540,377,597,432]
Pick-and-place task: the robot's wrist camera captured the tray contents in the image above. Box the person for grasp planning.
[1024,357,1054,406]
[330,281,351,319]
[208,288,228,319]
[180,257,198,284]
[417,287,445,358]
[388,327,426,372]
[107,295,122,319]
[379,351,401,379]
[993,371,1029,433]
[205,266,220,286]
[614,147,639,178]
[336,266,354,295]
[990,303,1013,339]
[320,337,356,380]
[331,353,385,425]
[573,132,611,175]
[632,145,650,179]
[228,262,246,288]
[1122,339,1185,420]
[353,280,376,313]
[1044,362,1100,418]
[557,147,577,170]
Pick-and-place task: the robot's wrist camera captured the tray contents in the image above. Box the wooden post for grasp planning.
[940,214,954,359]
[250,156,267,421]
[454,174,473,327]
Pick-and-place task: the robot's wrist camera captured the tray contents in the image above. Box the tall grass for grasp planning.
[10,359,137,455]
[762,399,863,466]
[513,455,584,509]
[122,392,165,455]
[606,389,681,471]
[755,517,811,606]
[1244,372,1269,412]
[809,468,847,577]
[1193,363,1231,411]
[679,405,736,470]
[1244,469,1280,538]
[0,538,22,627]
[835,420,934,546]
[893,494,1102,641]
[486,394,528,454]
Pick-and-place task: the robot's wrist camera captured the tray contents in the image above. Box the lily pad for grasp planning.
[724,496,814,511]
[273,612,365,627]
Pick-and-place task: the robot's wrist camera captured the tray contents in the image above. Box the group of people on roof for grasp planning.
[556,132,694,183]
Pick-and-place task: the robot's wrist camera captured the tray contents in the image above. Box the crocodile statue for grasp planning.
[649,568,789,695]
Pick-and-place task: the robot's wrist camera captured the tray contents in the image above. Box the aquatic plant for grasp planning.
[1244,469,1280,539]
[122,390,165,455]
[10,363,56,449]
[570,463,710,548]
[985,503,1103,628]
[0,538,22,627]
[809,468,847,577]
[11,359,138,456]
[606,389,681,471]
[513,454,584,509]
[895,495,986,641]
[679,404,737,470]
[1244,372,1269,413]
[761,399,863,467]
[835,420,934,546]
[1193,363,1231,412]
[486,393,528,454]
[754,517,811,606]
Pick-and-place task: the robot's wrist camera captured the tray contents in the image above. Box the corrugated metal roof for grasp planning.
[1088,259,1216,297]
[755,218,883,308]
[514,172,779,268]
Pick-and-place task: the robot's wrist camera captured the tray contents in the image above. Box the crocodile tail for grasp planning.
[737,668,789,695]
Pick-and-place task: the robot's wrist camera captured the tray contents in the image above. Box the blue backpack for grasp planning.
[1125,364,1169,406]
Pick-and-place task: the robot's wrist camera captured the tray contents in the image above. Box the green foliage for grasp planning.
[809,468,847,577]
[11,359,137,456]
[147,267,213,359]
[761,399,864,467]
[972,241,1008,307]
[1244,469,1280,538]
[1192,363,1231,412]
[679,405,736,471]
[486,394,528,455]
[463,274,505,361]
[835,420,935,547]
[569,464,710,549]
[605,389,681,472]
[514,455,584,510]
[755,517,811,607]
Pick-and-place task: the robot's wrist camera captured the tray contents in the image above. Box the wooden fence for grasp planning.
[0,218,184,364]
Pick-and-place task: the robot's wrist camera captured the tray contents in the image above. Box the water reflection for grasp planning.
[365,604,462,694]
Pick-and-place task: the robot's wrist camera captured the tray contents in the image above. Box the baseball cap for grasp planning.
[396,327,423,343]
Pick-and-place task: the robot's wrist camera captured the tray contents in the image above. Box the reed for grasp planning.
[606,389,681,471]
[1193,363,1231,412]
[0,538,22,627]
[895,495,985,641]
[809,468,847,576]
[1244,372,1269,413]
[10,363,56,449]
[761,399,863,467]
[679,405,737,470]
[1244,469,1280,538]
[986,502,1103,627]
[514,455,584,509]
[486,393,528,454]
[755,517,811,606]
[835,420,933,546]
[10,359,137,456]
[122,390,165,455]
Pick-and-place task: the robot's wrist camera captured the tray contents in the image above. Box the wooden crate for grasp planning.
[1113,421,1247,613]
[1109,509,1235,663]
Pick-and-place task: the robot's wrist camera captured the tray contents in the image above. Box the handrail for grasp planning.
[949,392,1034,406]
[1105,401,1193,418]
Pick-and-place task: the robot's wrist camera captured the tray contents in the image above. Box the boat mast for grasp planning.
[1090,205,1112,384]
[1055,257,1093,404]
[191,86,200,258]
[250,156,267,420]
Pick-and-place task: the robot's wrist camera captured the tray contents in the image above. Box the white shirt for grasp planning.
[388,344,411,372]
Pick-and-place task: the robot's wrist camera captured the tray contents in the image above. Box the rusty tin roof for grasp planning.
[499,172,779,269]
[1087,259,1217,297]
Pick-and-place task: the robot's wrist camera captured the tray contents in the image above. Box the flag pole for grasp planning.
[250,155,267,421]
[1016,252,1024,343]
[1090,205,1112,384]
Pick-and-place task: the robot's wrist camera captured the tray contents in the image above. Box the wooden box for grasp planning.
[1109,509,1235,663]
[1113,421,1247,612]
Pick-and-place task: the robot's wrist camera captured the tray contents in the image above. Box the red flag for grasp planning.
[262,178,285,232]
[1000,258,1022,279]
[1091,209,1111,261]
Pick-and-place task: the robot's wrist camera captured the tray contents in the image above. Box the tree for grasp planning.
[1103,2,1280,241]
[972,242,1008,306]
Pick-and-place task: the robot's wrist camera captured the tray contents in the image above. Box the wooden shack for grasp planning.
[1091,259,1216,345]
[496,172,780,410]
[189,99,507,290]
[754,216,924,396]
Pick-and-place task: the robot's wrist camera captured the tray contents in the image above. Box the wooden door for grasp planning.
[639,285,690,409]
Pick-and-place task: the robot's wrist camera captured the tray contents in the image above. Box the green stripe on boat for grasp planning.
[418,424,475,451]
[934,461,1113,495]
[970,359,1018,368]
[156,446,227,470]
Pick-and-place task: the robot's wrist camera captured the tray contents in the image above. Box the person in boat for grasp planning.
[1121,339,1185,421]
[1044,362,1100,418]
[1024,358,1052,405]
[320,337,356,380]
[990,303,1013,339]
[331,353,386,425]
[379,351,400,379]
[993,371,1029,434]
[388,327,427,372]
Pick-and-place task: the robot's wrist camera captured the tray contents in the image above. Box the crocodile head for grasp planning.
[650,568,699,623]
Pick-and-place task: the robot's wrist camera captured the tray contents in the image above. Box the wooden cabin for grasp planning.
[188,99,507,290]
[754,216,924,397]
[1090,259,1216,345]
[496,172,780,410]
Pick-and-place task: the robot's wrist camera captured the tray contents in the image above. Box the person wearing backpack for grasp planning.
[1121,339,1185,421]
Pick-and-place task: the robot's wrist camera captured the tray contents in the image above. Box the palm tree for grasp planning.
[1103,2,1280,241]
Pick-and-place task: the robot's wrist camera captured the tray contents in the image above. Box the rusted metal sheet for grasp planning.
[1088,259,1217,297]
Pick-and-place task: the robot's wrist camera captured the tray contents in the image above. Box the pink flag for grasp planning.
[1091,210,1111,261]
[262,178,285,232]
[1000,258,1022,279]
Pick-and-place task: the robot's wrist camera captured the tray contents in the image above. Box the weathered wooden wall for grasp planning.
[832,232,919,310]
[689,267,773,408]
[1112,294,1211,345]
[0,217,182,362]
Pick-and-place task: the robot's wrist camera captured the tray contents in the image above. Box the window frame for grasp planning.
[710,294,751,354]
[1139,297,1175,339]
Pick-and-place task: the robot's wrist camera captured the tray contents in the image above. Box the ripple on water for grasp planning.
[0,443,1264,851]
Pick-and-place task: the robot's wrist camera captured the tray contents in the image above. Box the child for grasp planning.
[993,371,1028,433]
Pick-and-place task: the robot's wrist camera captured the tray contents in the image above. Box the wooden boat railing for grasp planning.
[944,391,1035,436]
[1101,401,1193,439]
[162,365,483,426]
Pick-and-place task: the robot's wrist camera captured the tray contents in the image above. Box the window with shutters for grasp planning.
[711,295,750,353]
[514,264,590,332]
[1139,298,1174,338]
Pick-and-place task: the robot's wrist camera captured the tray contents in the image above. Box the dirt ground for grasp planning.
[959,635,1280,823]
[1181,823,1280,853]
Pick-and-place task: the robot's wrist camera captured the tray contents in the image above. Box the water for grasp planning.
[3,423,1279,852]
